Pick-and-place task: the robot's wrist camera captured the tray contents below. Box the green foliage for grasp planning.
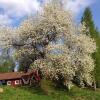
[0,59,14,72]
[81,7,96,37]
[81,7,100,87]
[94,36,100,87]
[0,48,15,72]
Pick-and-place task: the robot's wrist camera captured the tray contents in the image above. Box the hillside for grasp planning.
[0,81,100,100]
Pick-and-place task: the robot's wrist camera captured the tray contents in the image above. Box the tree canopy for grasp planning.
[0,0,96,89]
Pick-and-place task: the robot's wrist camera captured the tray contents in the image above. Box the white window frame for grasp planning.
[7,81,11,85]
[15,80,19,85]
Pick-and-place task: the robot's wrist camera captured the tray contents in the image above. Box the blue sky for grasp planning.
[90,0,100,30]
[0,0,100,30]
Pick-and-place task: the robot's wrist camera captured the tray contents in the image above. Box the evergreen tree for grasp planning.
[81,7,96,37]
[81,7,100,87]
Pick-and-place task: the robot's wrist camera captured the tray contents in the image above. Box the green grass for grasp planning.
[0,80,100,100]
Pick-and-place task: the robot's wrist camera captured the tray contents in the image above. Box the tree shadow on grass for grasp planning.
[17,80,77,100]
[18,85,46,95]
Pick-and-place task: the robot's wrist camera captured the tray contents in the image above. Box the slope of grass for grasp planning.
[0,80,100,100]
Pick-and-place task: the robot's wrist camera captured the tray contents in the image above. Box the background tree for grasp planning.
[81,7,100,87]
[0,27,18,72]
[0,48,15,72]
[81,7,97,37]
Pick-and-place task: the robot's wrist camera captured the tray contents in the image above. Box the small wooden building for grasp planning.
[0,70,40,86]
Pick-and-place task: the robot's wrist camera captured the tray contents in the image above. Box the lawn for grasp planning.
[0,80,100,100]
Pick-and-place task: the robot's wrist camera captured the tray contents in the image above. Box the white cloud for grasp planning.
[65,0,94,15]
[0,14,12,26]
[0,0,41,17]
[0,0,41,26]
[0,0,95,26]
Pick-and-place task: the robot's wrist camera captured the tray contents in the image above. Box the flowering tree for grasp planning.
[0,0,96,89]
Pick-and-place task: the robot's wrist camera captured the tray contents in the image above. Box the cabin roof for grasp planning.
[0,71,33,80]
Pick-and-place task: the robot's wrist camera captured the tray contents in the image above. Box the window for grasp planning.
[15,80,19,85]
[7,81,11,85]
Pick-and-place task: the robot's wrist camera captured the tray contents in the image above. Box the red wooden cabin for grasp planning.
[0,70,41,86]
